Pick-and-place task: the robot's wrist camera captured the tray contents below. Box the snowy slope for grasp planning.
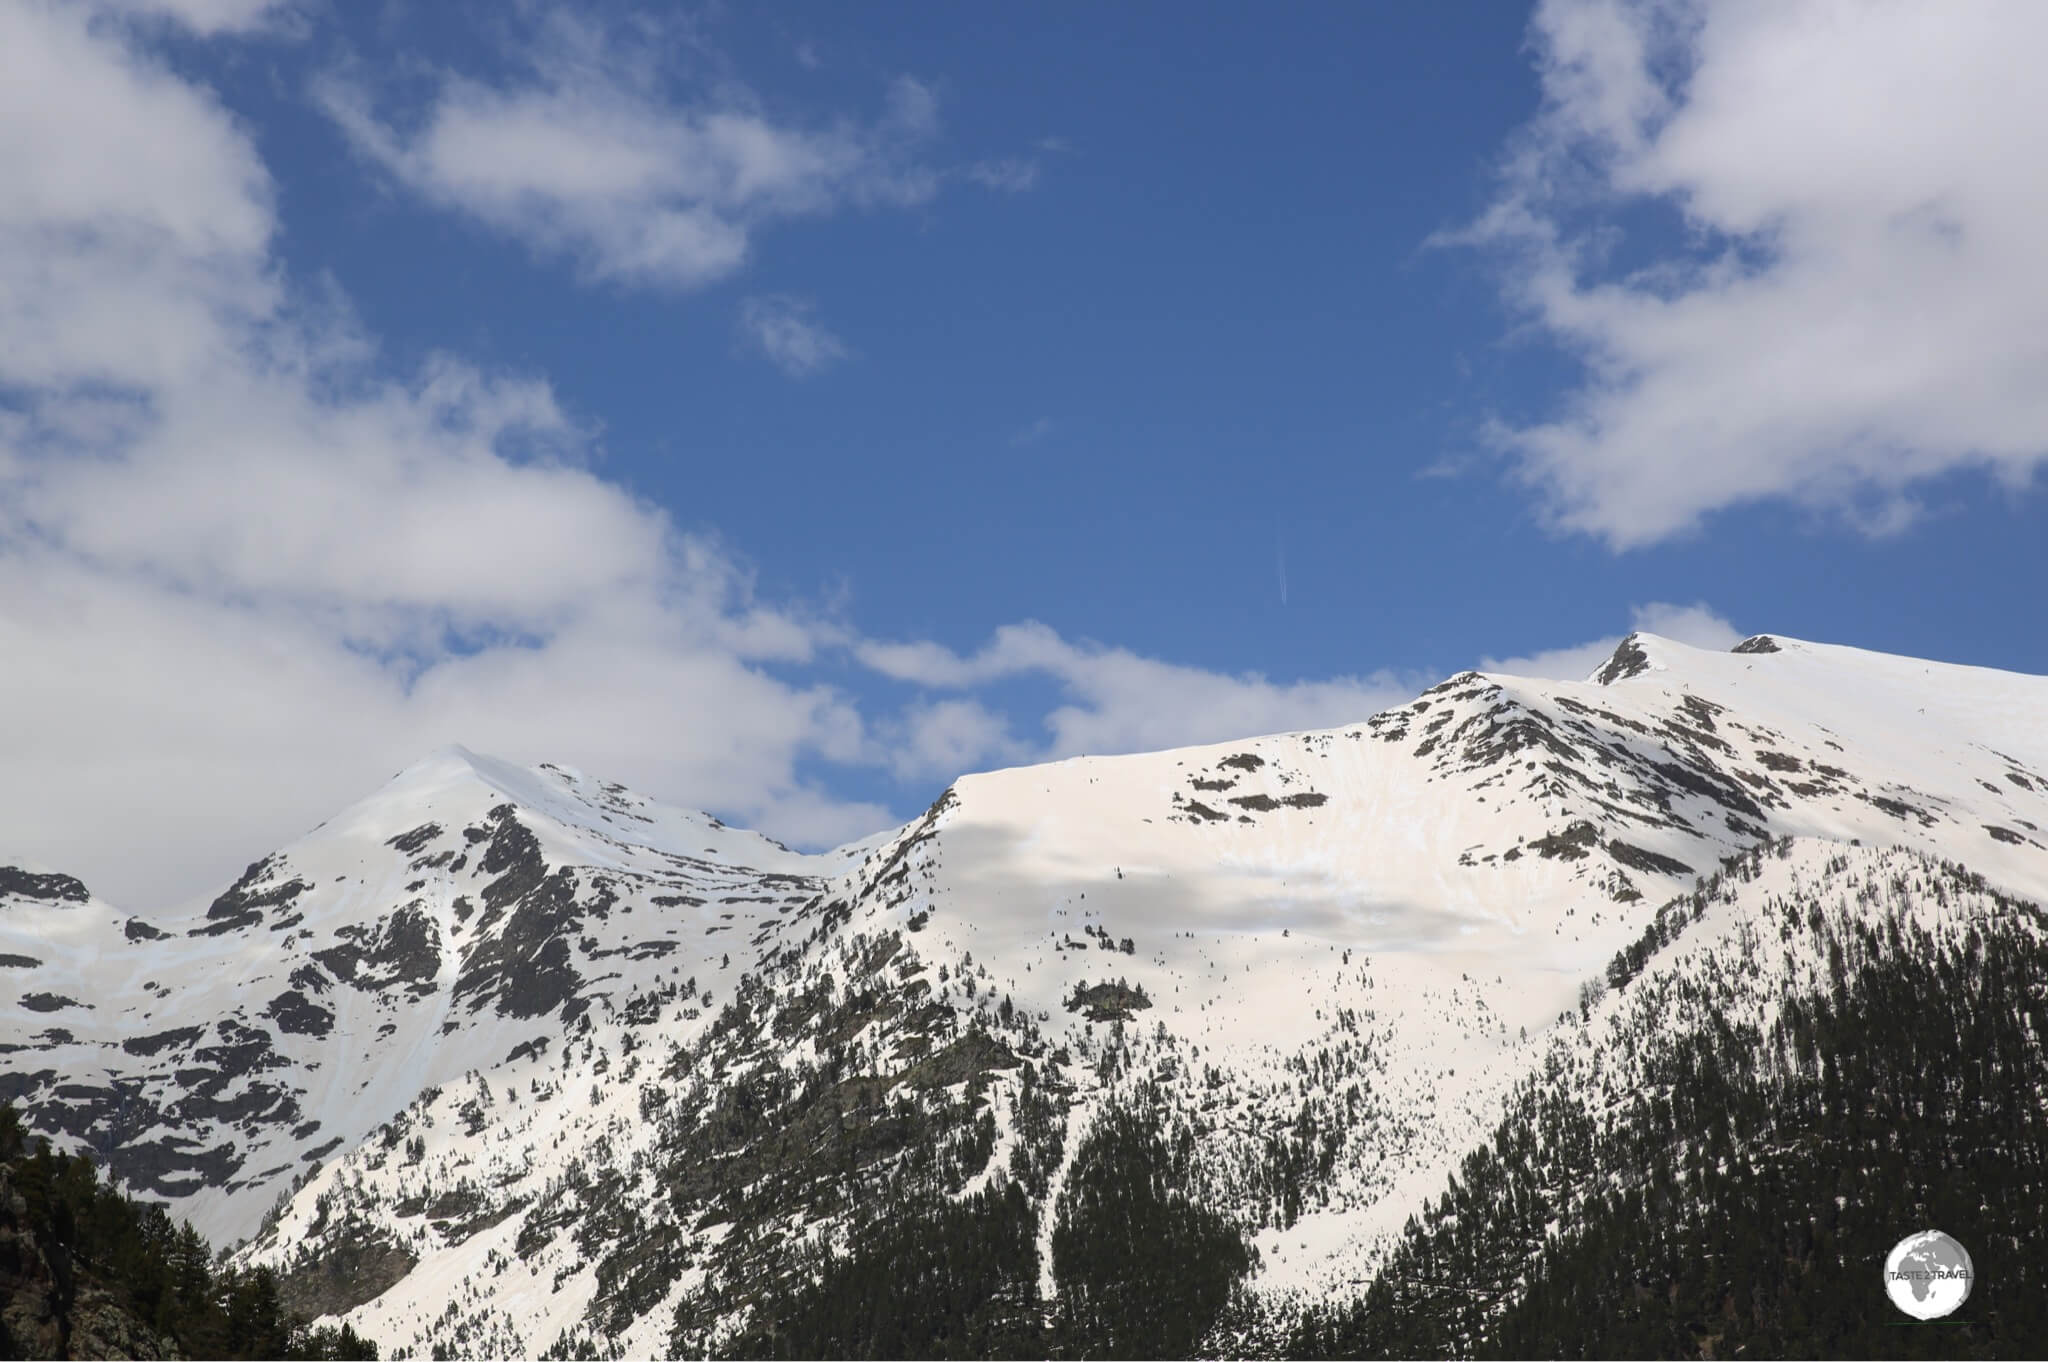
[6,632,2046,1356]
[1,746,855,1245]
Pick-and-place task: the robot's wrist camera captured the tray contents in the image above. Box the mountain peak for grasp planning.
[1590,632,1657,685]
[1590,629,1789,686]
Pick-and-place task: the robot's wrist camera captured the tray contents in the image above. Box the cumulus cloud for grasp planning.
[316,8,941,290]
[1482,601,1742,681]
[0,4,888,907]
[0,4,1774,918]
[875,699,1028,783]
[738,295,848,377]
[1463,0,2048,546]
[859,622,1420,763]
[0,3,1418,911]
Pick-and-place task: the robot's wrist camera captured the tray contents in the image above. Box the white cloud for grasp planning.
[1464,0,2048,546]
[1482,601,1742,680]
[738,295,848,377]
[858,622,1419,762]
[0,4,888,908]
[878,699,1027,783]
[1,4,1772,920]
[316,8,942,290]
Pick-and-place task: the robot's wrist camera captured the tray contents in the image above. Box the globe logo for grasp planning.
[1884,1230,1973,1320]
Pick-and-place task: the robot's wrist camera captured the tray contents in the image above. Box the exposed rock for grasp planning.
[1528,821,1601,861]
[120,1027,205,1059]
[1606,840,1695,878]
[0,1163,179,1360]
[454,866,586,1019]
[314,904,441,996]
[189,857,309,938]
[265,990,336,1038]
[276,1216,418,1321]
[1594,635,1652,685]
[1065,981,1152,1022]
[0,869,89,905]
[385,822,444,856]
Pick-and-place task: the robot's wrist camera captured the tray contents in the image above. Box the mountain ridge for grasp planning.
[3,630,2045,1355]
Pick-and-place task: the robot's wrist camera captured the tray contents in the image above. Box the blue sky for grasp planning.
[4,0,2046,905]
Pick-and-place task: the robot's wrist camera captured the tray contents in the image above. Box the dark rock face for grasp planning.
[0,869,88,905]
[9,1069,249,1201]
[904,1033,1020,1090]
[102,1137,243,1199]
[0,1074,55,1107]
[119,1027,206,1059]
[477,807,548,912]
[159,1021,299,1134]
[276,1217,418,1322]
[121,919,169,943]
[1528,821,1601,860]
[190,857,310,937]
[1606,840,1695,878]
[265,989,336,1038]
[314,904,441,996]
[1731,634,1782,654]
[1594,635,1652,685]
[454,870,585,1019]
[385,822,444,855]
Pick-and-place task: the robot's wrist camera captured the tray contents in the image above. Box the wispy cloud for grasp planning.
[1008,416,1053,447]
[738,295,849,377]
[858,622,1421,762]
[966,158,1040,193]
[1460,0,2048,547]
[98,0,297,35]
[315,7,942,290]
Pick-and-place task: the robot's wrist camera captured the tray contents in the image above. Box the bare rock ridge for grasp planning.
[2,633,2045,1356]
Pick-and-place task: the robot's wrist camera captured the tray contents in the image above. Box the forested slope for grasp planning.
[0,1106,376,1360]
[1293,848,2048,1359]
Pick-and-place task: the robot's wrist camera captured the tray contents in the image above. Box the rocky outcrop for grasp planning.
[0,1164,180,1360]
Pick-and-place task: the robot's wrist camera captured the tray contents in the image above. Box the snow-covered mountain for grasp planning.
[4,632,2045,1356]
[0,747,860,1247]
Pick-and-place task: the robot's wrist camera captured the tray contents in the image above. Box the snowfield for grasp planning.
[3,631,2044,1355]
